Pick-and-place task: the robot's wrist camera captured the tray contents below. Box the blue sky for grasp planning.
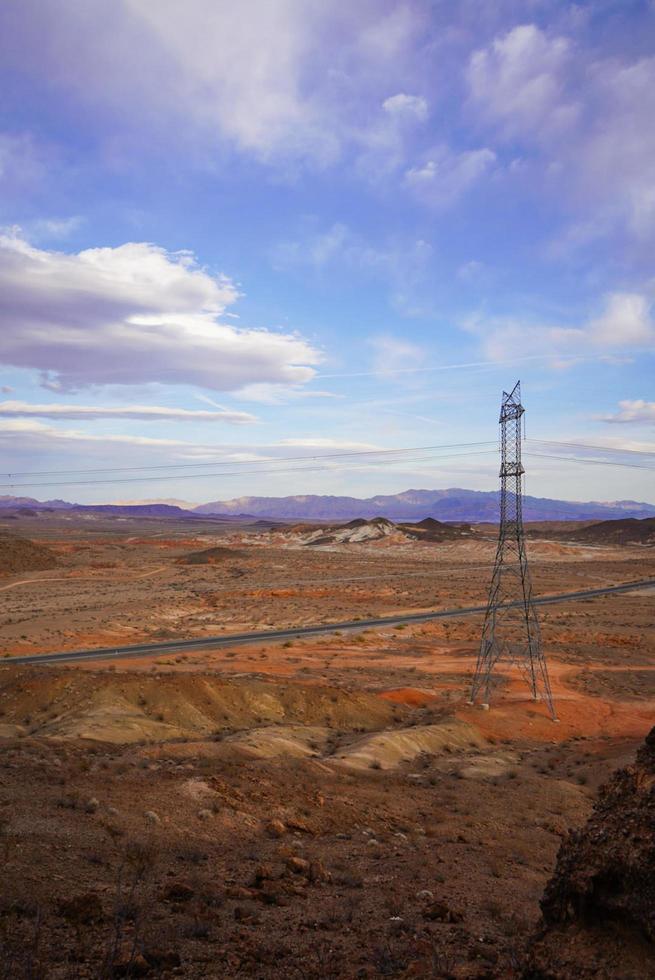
[0,0,654,504]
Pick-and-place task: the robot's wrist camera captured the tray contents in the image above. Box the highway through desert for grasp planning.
[6,576,655,667]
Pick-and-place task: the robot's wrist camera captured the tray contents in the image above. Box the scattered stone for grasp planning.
[226,885,257,901]
[286,856,311,875]
[265,818,286,838]
[197,808,213,820]
[416,889,434,901]
[144,810,160,824]
[84,797,99,814]
[253,863,276,885]
[309,860,331,884]
[286,816,313,834]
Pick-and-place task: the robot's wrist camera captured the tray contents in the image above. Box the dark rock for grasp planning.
[143,948,181,969]
[57,892,103,925]
[226,885,257,900]
[523,725,655,978]
[162,880,195,902]
[423,900,464,923]
[308,859,331,883]
[111,951,150,977]
[265,818,286,838]
[286,856,311,875]
[252,863,276,885]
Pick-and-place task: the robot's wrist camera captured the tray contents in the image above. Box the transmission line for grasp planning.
[529,439,655,457]
[525,452,655,471]
[0,449,499,490]
[0,441,496,480]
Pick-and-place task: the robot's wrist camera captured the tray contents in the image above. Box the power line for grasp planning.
[3,447,654,491]
[530,439,655,458]
[0,449,499,490]
[0,441,496,479]
[5,435,652,483]
[525,452,655,471]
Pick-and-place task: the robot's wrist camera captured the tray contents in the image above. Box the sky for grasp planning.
[0,0,654,505]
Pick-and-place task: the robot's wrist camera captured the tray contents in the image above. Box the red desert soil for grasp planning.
[0,513,653,976]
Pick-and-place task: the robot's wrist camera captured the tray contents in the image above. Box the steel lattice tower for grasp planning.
[469,381,557,720]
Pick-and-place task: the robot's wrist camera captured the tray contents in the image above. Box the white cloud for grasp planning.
[230,383,339,405]
[0,230,321,392]
[382,93,428,121]
[404,146,496,206]
[0,418,194,450]
[457,260,487,283]
[271,222,433,316]
[275,437,379,450]
[126,0,339,165]
[4,1,425,170]
[0,132,47,187]
[0,400,256,424]
[0,422,384,487]
[468,24,578,139]
[273,223,351,270]
[29,216,84,241]
[468,24,655,242]
[369,335,425,377]
[577,56,655,239]
[273,222,430,275]
[603,401,655,425]
[588,293,654,348]
[466,291,655,363]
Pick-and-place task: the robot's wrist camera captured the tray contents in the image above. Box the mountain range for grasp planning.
[2,488,655,522]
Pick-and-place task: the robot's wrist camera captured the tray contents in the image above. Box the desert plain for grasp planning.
[0,509,654,978]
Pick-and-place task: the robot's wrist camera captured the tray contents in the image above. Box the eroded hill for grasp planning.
[0,533,59,577]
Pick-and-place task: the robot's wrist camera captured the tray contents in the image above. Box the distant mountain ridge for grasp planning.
[194,488,655,522]
[3,488,653,522]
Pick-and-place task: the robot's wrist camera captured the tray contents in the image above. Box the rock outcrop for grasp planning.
[524,727,655,978]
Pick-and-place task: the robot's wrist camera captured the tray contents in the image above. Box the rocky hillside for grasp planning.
[0,533,59,576]
[559,516,655,546]
[279,516,471,547]
[524,726,655,978]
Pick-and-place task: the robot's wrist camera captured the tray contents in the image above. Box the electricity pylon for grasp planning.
[469,381,557,720]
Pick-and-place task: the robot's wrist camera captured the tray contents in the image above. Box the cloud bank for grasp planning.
[0,401,256,424]
[0,231,320,392]
[466,292,655,364]
[604,401,655,425]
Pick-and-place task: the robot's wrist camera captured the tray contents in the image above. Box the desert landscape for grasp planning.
[3,2,655,976]
[0,510,653,978]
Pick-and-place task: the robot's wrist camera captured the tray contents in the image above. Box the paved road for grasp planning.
[4,577,654,667]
